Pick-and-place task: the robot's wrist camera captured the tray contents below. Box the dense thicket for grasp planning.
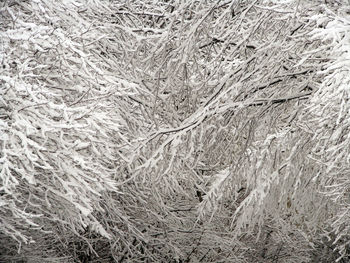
[1,0,350,262]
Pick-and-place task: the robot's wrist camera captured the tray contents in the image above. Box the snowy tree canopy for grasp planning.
[1,0,350,262]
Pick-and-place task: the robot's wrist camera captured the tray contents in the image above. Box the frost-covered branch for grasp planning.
[1,0,350,262]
